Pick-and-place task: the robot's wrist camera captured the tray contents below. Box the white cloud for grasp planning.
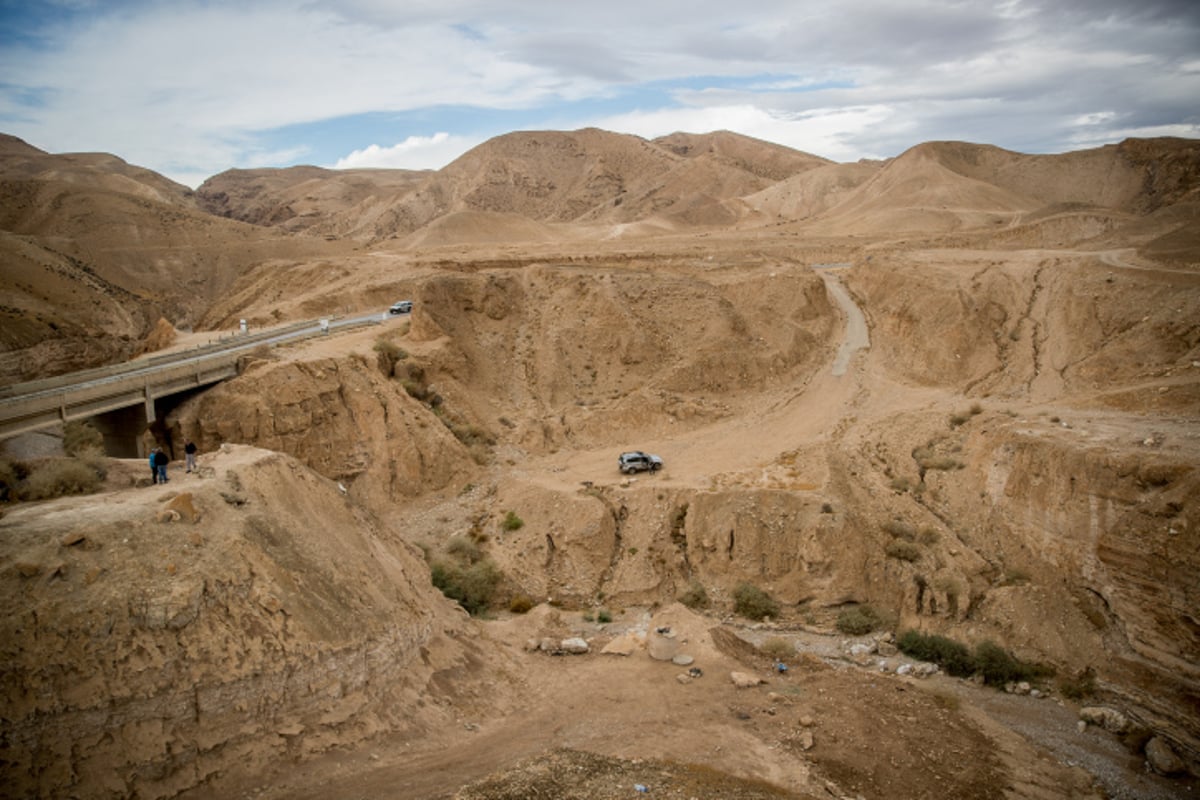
[0,0,1195,183]
[332,133,483,169]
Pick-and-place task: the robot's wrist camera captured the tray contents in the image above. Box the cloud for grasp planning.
[332,132,483,169]
[0,0,1195,184]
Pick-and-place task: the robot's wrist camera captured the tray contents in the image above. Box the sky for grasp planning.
[1,0,1198,188]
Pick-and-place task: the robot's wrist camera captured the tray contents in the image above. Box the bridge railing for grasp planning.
[0,312,385,439]
[0,319,317,399]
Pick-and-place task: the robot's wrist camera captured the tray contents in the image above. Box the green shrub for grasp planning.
[401,378,431,402]
[896,630,975,677]
[446,535,482,563]
[431,558,501,616]
[509,594,534,614]
[63,420,103,456]
[678,580,709,610]
[21,458,103,500]
[836,605,886,635]
[1057,667,1096,700]
[949,413,968,428]
[885,541,922,562]
[760,636,794,660]
[889,476,913,493]
[883,520,916,540]
[973,640,1050,686]
[501,510,524,531]
[733,583,780,621]
[918,527,940,545]
[373,338,408,376]
[597,608,613,624]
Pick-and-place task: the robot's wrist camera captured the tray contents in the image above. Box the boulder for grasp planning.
[1145,737,1186,776]
[600,634,639,656]
[731,671,764,688]
[560,637,589,655]
[1079,706,1129,734]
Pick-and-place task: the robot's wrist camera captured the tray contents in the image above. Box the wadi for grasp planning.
[0,128,1197,800]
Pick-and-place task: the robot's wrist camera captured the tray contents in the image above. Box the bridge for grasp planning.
[0,313,388,457]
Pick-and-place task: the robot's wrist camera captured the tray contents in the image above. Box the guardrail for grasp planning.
[0,319,316,399]
[0,313,386,439]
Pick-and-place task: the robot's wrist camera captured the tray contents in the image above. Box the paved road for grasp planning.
[0,309,401,439]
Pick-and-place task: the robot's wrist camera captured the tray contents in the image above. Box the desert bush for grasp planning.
[446,535,483,563]
[883,519,916,540]
[501,510,524,531]
[973,640,1050,686]
[733,582,780,621]
[431,557,502,616]
[999,567,1031,586]
[63,420,103,456]
[1057,667,1097,700]
[836,605,886,635]
[918,527,940,545]
[948,413,969,428]
[508,594,534,614]
[969,403,983,416]
[373,337,408,377]
[917,451,964,471]
[897,631,975,677]
[678,580,709,610]
[401,378,432,402]
[889,476,913,493]
[21,458,104,500]
[821,502,834,514]
[760,636,794,660]
[597,608,613,624]
[885,541,922,562]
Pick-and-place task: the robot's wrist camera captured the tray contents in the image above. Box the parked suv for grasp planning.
[389,300,413,314]
[618,451,663,474]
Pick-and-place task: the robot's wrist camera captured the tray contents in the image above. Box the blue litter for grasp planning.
[634,784,649,793]
[775,662,788,673]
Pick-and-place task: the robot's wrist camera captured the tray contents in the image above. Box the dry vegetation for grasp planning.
[1,129,1198,799]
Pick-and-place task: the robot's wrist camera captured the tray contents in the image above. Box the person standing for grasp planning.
[149,449,159,484]
[184,440,197,473]
[153,448,169,484]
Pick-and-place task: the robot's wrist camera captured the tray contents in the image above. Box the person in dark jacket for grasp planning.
[153,448,169,484]
[184,440,197,473]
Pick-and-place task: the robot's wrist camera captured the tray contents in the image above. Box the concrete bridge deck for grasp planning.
[0,312,388,455]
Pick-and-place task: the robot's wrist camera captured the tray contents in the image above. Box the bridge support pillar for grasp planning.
[91,404,150,458]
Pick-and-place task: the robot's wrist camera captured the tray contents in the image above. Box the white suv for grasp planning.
[618,451,663,474]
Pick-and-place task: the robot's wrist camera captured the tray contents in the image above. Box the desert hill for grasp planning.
[0,136,358,383]
[0,129,1198,799]
[197,164,430,233]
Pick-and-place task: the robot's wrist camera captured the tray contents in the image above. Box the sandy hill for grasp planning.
[197,164,430,233]
[653,130,833,181]
[0,138,357,383]
[212,129,837,242]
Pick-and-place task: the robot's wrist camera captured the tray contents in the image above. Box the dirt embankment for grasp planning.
[0,445,500,800]
[154,246,1199,775]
